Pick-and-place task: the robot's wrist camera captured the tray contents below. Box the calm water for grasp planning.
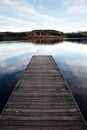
[0,40,87,122]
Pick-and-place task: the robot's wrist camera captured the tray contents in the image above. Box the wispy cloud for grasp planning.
[0,0,87,32]
[64,0,87,13]
[0,0,64,32]
[60,21,87,32]
[0,15,38,32]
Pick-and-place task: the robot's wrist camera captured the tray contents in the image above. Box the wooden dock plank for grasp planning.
[0,55,87,130]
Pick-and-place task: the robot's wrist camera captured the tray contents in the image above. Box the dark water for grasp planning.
[0,40,87,122]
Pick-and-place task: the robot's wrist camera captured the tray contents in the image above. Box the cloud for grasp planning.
[64,0,87,13]
[0,15,38,32]
[0,0,64,32]
[0,0,87,32]
[61,21,87,32]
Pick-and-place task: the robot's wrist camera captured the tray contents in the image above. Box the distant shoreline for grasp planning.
[0,30,87,42]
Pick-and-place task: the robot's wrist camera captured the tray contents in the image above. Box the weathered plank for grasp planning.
[0,55,87,130]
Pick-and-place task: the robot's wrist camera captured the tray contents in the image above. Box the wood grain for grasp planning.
[0,55,86,130]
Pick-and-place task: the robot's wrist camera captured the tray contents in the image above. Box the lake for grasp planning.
[0,40,87,123]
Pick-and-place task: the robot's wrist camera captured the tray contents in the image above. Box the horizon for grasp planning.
[0,29,87,33]
[0,0,87,32]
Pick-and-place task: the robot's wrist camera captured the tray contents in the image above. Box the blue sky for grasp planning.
[0,0,87,32]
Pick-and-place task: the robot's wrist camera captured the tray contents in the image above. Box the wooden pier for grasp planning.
[0,56,87,130]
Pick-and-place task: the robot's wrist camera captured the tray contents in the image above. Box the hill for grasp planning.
[0,30,66,41]
[0,30,87,41]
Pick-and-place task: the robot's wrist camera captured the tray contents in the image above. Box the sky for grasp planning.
[0,0,87,32]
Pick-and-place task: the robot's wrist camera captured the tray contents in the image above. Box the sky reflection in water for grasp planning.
[0,41,87,122]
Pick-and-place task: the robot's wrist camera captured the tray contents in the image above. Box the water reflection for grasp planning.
[66,38,87,44]
[22,38,87,44]
[24,37,64,44]
[0,40,87,123]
